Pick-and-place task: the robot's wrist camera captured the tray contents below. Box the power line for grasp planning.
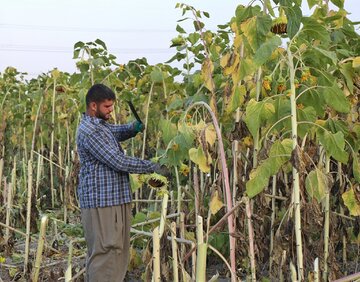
[0,44,174,54]
[0,45,71,53]
[0,23,175,33]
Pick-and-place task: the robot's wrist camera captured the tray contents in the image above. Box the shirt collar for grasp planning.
[82,113,106,125]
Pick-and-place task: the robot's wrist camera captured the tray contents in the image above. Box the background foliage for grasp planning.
[0,0,360,281]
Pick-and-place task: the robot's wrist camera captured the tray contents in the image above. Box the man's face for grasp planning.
[95,99,114,120]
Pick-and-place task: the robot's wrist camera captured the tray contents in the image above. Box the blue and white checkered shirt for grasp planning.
[76,113,156,209]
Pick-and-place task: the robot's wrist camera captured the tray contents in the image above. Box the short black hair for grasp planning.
[86,84,116,107]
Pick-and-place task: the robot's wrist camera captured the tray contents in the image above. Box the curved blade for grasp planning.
[127,101,143,123]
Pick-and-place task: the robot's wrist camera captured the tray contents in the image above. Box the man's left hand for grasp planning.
[134,121,145,133]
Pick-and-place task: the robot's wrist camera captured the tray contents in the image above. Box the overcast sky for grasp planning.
[0,0,358,78]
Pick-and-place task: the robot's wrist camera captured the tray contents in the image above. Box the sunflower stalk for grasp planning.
[0,157,3,193]
[287,44,303,280]
[65,238,85,282]
[175,166,181,222]
[323,154,331,281]
[152,226,161,282]
[24,159,33,274]
[185,101,236,281]
[159,193,169,238]
[5,158,16,244]
[269,175,277,272]
[171,222,179,282]
[196,216,207,282]
[245,197,256,281]
[32,215,49,282]
[180,212,186,260]
[50,78,57,208]
[314,257,319,282]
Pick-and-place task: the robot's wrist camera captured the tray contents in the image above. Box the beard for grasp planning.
[95,109,110,121]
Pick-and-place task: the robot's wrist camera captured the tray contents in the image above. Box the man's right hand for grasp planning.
[154,164,171,177]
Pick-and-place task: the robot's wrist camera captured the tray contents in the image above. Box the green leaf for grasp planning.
[271,96,291,132]
[92,58,105,67]
[222,53,239,75]
[201,58,215,92]
[339,62,354,93]
[95,39,107,49]
[307,0,321,9]
[161,122,195,167]
[301,17,330,44]
[159,119,177,144]
[353,153,360,183]
[316,70,336,86]
[322,83,350,113]
[245,99,275,139]
[74,41,85,49]
[188,33,201,45]
[245,99,262,139]
[209,190,224,215]
[325,119,349,136]
[336,48,351,57]
[165,52,186,63]
[305,169,328,202]
[246,139,292,198]
[130,174,142,192]
[268,138,293,169]
[264,0,275,17]
[73,49,80,59]
[263,102,275,120]
[203,11,210,18]
[235,5,261,24]
[297,106,317,138]
[193,20,205,31]
[132,212,147,225]
[342,188,360,216]
[313,46,337,65]
[318,130,348,163]
[284,4,302,39]
[254,36,282,66]
[353,57,360,68]
[225,85,246,114]
[208,233,229,256]
[150,69,163,83]
[59,222,84,237]
[239,58,256,79]
[167,95,183,111]
[178,122,195,147]
[240,15,272,52]
[189,147,211,173]
[330,0,344,8]
[165,147,183,166]
[176,24,186,34]
[170,36,185,47]
[246,161,272,198]
[11,253,24,264]
[129,246,143,270]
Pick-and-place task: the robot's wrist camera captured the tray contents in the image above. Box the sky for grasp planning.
[0,0,359,78]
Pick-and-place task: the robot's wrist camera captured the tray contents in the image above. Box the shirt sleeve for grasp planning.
[106,122,137,142]
[84,128,156,174]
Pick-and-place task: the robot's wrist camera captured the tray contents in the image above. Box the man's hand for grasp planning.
[134,120,145,133]
[154,164,171,178]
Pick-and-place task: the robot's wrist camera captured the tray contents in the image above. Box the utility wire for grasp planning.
[0,23,175,33]
[0,44,173,54]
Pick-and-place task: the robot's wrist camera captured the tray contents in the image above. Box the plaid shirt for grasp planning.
[76,113,156,209]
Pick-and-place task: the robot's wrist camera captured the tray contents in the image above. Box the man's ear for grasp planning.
[89,102,97,112]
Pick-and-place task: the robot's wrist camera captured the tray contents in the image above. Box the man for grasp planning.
[76,83,164,281]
